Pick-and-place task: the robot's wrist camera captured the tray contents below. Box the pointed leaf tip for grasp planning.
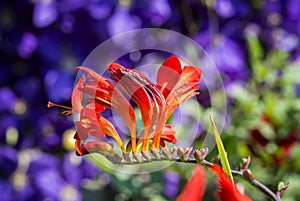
[209,114,234,185]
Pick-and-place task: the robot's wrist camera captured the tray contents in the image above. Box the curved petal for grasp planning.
[77,66,137,152]
[108,63,156,151]
[74,133,114,156]
[159,124,177,147]
[177,166,206,201]
[76,66,106,85]
[71,75,85,113]
[97,115,124,150]
[75,106,125,152]
[108,63,152,125]
[156,56,182,98]
[211,165,252,201]
[82,106,125,152]
[166,65,202,119]
[108,63,168,150]
[75,107,106,140]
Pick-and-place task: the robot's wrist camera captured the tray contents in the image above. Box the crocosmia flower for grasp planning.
[48,56,201,160]
[211,165,253,201]
[177,165,252,201]
[177,166,206,201]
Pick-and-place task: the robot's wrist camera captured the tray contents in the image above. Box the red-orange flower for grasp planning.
[49,56,201,156]
[107,56,201,150]
[178,165,252,201]
[211,165,252,201]
[177,166,206,201]
[76,66,137,152]
[155,56,202,148]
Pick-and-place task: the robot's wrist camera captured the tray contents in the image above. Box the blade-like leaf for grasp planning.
[209,114,234,185]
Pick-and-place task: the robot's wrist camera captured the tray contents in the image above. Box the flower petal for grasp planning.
[159,124,177,147]
[108,63,156,151]
[108,63,153,126]
[75,137,114,156]
[211,165,252,201]
[77,66,137,151]
[156,56,182,98]
[71,75,85,113]
[75,105,124,152]
[76,66,105,84]
[98,115,125,151]
[75,107,105,140]
[108,62,170,150]
[166,65,201,119]
[177,166,206,201]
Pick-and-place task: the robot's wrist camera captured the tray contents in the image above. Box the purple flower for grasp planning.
[33,0,58,28]
[44,69,73,103]
[0,180,13,201]
[107,6,141,36]
[148,0,171,26]
[35,169,81,201]
[87,3,112,20]
[0,146,18,176]
[0,150,98,201]
[272,28,299,51]
[164,171,180,198]
[32,152,99,201]
[212,36,247,79]
[0,146,35,201]
[215,0,236,18]
[17,32,38,59]
[0,87,17,112]
[199,34,248,87]
[287,0,300,20]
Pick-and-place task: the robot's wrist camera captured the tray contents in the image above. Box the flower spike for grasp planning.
[49,56,202,160]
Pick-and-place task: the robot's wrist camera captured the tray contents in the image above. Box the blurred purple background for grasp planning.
[1,0,300,200]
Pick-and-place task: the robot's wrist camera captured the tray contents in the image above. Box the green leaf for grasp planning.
[247,35,263,65]
[209,114,234,184]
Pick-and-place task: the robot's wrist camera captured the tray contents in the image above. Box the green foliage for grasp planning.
[223,34,300,200]
[210,115,234,184]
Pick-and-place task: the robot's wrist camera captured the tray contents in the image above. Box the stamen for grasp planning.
[47,101,72,110]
